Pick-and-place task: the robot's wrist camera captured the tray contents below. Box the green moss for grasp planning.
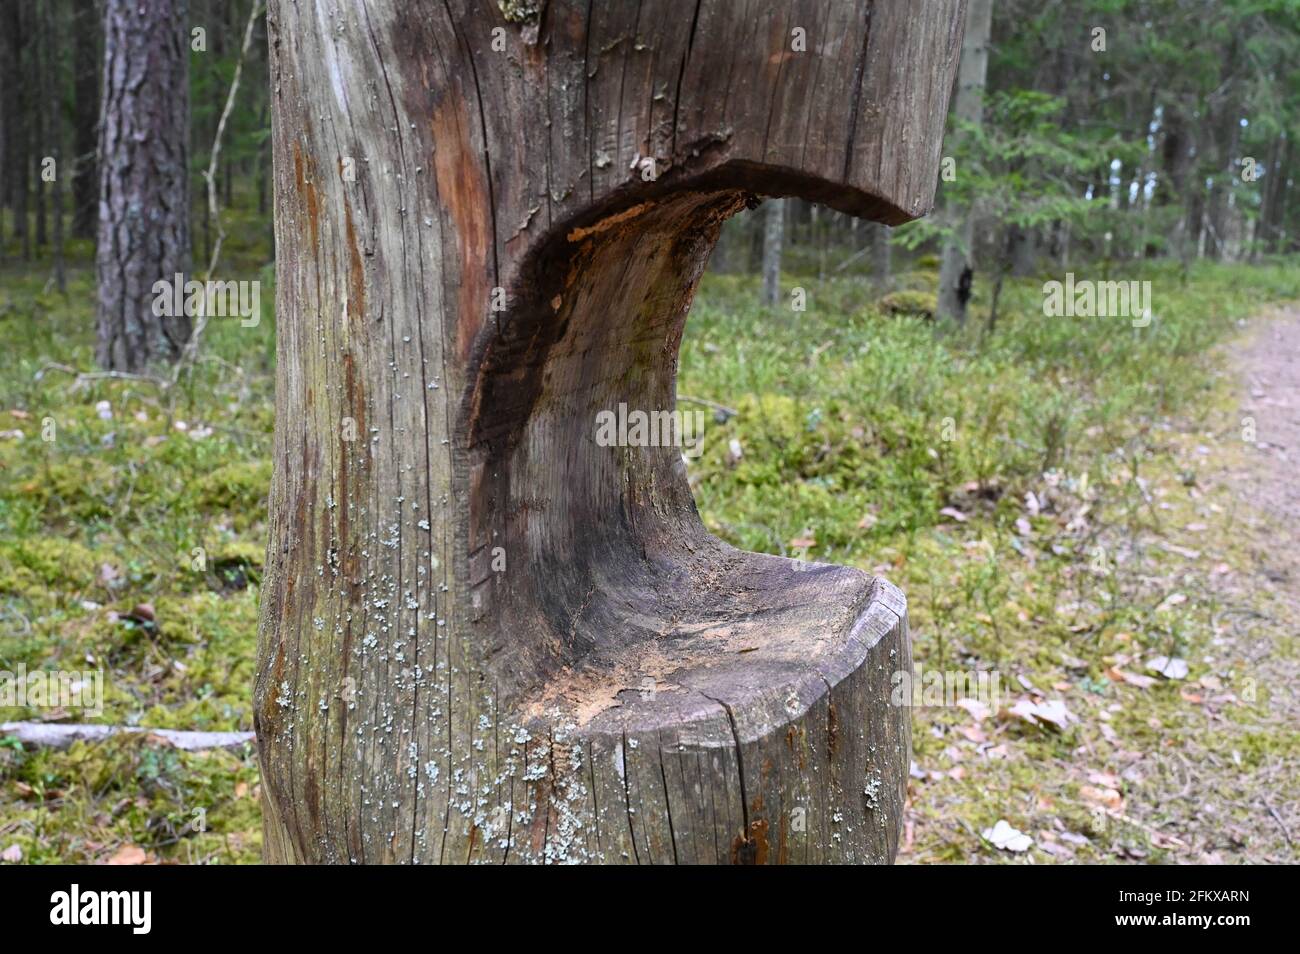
[4,537,101,590]
[879,290,938,319]
[195,460,272,515]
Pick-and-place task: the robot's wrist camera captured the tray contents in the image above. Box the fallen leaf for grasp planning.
[1038,840,1076,858]
[1107,666,1157,689]
[1147,656,1189,680]
[1080,784,1124,812]
[104,844,148,866]
[982,819,1033,852]
[938,506,968,522]
[1155,592,1187,613]
[1087,771,1122,790]
[955,697,990,722]
[1001,697,1077,730]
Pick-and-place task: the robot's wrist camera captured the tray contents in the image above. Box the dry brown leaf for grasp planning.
[104,844,149,866]
[1080,784,1123,812]
[1107,666,1157,689]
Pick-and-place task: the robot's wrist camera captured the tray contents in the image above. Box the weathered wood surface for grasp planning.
[257,0,966,864]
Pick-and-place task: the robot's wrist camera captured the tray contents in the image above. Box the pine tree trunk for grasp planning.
[71,0,100,242]
[33,0,47,250]
[761,198,785,306]
[872,222,893,289]
[937,0,992,325]
[257,0,966,865]
[94,0,191,373]
[45,0,65,293]
[4,1,31,261]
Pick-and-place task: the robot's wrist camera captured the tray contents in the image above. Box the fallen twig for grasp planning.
[677,394,739,419]
[1,721,255,753]
[35,362,167,390]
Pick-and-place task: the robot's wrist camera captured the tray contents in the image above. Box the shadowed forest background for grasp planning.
[1,0,1299,864]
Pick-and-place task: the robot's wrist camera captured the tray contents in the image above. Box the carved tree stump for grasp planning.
[257,0,966,864]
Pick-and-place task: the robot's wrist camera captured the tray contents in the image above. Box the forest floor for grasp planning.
[1,252,1297,864]
[899,307,1300,864]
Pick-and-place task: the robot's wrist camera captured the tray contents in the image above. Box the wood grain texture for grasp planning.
[257,0,966,864]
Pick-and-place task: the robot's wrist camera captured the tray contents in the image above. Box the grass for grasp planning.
[2,220,1297,862]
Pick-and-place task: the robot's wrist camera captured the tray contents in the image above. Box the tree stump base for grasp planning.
[515,542,909,864]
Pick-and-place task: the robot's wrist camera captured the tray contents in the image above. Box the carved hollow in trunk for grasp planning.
[464,182,912,863]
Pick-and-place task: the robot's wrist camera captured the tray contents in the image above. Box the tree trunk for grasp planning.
[33,0,47,250]
[4,1,31,261]
[71,0,100,242]
[937,0,992,325]
[871,222,892,289]
[1157,104,1193,261]
[761,198,785,306]
[94,0,191,373]
[45,0,65,293]
[1258,135,1289,257]
[257,0,966,865]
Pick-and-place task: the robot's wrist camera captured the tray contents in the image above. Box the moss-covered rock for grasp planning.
[879,290,938,320]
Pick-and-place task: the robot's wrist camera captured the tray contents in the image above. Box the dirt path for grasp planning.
[1213,307,1300,859]
[1134,307,1300,863]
